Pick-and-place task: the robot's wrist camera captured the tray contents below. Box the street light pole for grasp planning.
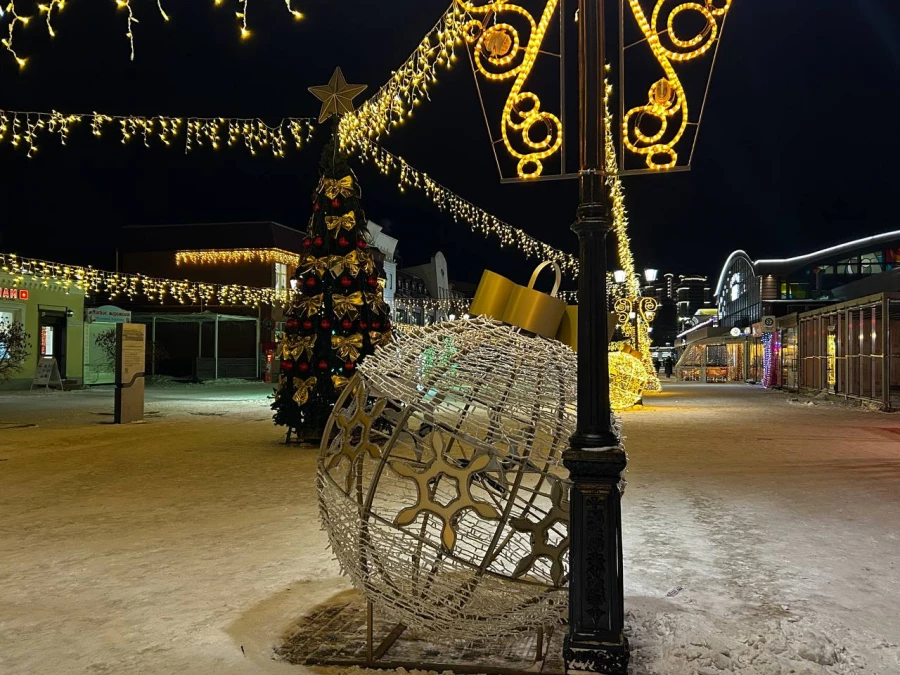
[563,0,629,673]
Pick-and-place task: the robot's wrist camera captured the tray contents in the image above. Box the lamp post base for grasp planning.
[563,636,630,675]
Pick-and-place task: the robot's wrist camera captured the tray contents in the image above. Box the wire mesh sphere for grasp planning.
[317,319,577,640]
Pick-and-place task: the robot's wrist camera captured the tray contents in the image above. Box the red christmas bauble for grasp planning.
[344,361,356,372]
[317,360,329,371]
[302,319,313,330]
[366,276,379,288]
[356,239,367,249]
[303,237,311,248]
[358,320,368,330]
[371,320,382,330]
[338,236,350,248]
[305,276,317,288]
[280,360,294,372]
[383,320,392,331]
[341,318,353,330]
[339,276,353,288]
[313,236,324,246]
[313,203,320,212]
[297,361,310,374]
[320,318,332,330]
[286,318,299,330]
[331,198,341,208]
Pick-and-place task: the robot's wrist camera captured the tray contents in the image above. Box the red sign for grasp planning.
[1,287,29,301]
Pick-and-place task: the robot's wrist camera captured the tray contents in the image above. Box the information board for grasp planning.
[114,323,146,424]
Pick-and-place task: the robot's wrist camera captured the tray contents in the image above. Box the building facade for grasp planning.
[676,231,900,401]
[0,270,85,389]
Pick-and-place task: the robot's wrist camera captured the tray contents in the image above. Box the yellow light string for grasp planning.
[604,73,659,389]
[357,136,579,276]
[0,107,315,158]
[37,0,65,38]
[623,0,730,170]
[175,248,301,267]
[460,0,562,179]
[339,2,468,153]
[0,251,291,307]
[2,1,31,68]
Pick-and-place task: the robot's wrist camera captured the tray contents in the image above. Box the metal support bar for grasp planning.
[214,315,219,380]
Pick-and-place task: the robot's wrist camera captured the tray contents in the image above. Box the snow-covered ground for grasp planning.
[1,383,898,674]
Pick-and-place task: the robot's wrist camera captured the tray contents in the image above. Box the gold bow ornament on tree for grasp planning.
[294,293,324,317]
[332,374,352,389]
[332,291,364,319]
[299,254,329,278]
[292,377,319,406]
[332,333,364,361]
[369,330,393,348]
[328,250,372,278]
[318,175,355,200]
[325,213,356,238]
[278,334,317,360]
[364,289,389,315]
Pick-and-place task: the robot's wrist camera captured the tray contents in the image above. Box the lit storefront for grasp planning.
[798,292,900,411]
[0,271,85,389]
[675,321,754,383]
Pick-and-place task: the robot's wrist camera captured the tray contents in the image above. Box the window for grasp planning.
[274,263,288,292]
[860,252,882,274]
[0,310,16,358]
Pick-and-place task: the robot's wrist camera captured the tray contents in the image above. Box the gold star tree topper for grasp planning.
[308,68,367,124]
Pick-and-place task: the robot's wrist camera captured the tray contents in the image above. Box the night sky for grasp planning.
[1,0,898,288]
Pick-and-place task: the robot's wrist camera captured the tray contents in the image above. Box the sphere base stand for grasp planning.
[277,590,563,675]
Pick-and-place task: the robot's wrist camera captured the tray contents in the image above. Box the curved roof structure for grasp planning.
[714,230,900,297]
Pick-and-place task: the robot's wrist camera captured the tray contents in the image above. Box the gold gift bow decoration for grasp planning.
[328,250,371,278]
[318,175,354,199]
[369,330,393,348]
[332,333,364,361]
[295,293,324,317]
[332,291,364,319]
[325,212,355,238]
[364,290,389,315]
[287,334,317,360]
[470,261,567,339]
[299,254,329,278]
[332,374,351,389]
[292,376,318,406]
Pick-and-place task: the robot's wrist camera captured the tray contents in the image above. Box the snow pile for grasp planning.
[627,603,900,674]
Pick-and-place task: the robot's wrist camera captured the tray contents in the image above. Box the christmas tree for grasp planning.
[272,134,392,441]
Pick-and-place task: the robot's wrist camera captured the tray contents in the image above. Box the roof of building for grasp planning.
[120,221,307,253]
[714,230,900,297]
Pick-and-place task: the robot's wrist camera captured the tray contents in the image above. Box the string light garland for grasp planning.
[1,0,305,66]
[394,295,471,318]
[357,136,578,275]
[461,0,562,179]
[623,0,731,170]
[2,1,30,68]
[175,248,301,267]
[0,107,315,158]
[0,252,290,307]
[338,2,467,153]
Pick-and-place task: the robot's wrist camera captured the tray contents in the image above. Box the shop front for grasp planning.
[83,305,132,385]
[675,324,757,383]
[0,272,85,390]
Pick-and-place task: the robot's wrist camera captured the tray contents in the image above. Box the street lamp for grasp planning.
[612,269,627,284]
[644,268,658,283]
[562,1,629,672]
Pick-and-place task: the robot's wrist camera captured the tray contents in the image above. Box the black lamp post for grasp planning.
[562,0,630,672]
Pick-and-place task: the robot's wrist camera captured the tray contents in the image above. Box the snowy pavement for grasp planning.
[1,383,899,674]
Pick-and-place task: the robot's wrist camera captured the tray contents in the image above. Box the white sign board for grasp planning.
[30,356,64,391]
[115,323,146,424]
[86,305,132,324]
